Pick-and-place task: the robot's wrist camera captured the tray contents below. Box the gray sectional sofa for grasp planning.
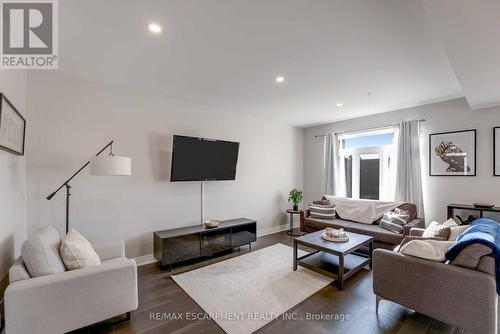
[373,228,498,334]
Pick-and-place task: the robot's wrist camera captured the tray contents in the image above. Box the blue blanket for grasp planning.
[445,218,500,294]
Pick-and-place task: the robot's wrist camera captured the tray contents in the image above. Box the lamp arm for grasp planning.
[46,140,114,200]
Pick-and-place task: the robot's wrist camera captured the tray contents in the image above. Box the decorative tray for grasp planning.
[473,203,495,208]
[321,232,349,243]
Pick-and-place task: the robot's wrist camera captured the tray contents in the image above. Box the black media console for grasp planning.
[153,218,257,269]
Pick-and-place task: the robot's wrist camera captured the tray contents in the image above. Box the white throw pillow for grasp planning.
[21,226,66,277]
[399,240,454,262]
[442,218,458,227]
[60,229,101,270]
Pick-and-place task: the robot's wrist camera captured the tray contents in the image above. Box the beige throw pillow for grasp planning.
[422,221,451,239]
[60,229,101,270]
[399,239,454,262]
[448,225,469,241]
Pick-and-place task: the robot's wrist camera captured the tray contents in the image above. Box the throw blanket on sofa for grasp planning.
[323,195,402,224]
[445,218,500,294]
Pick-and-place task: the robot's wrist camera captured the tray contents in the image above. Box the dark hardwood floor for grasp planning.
[73,230,462,334]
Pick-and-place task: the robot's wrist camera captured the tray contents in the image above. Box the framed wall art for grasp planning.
[429,129,476,176]
[0,93,26,156]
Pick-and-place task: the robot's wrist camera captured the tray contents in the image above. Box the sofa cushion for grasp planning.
[476,256,495,276]
[9,258,31,282]
[422,221,451,239]
[303,217,353,231]
[60,229,101,270]
[21,226,66,277]
[449,243,493,270]
[304,217,404,245]
[379,209,410,234]
[344,222,405,245]
[308,202,336,219]
[394,235,447,252]
[448,225,469,241]
[399,239,453,262]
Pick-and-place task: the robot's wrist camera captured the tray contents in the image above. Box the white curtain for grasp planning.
[325,133,345,196]
[395,120,425,218]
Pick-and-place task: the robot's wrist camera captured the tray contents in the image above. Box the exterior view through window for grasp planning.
[339,130,396,200]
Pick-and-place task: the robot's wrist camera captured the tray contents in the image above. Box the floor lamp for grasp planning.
[46,140,132,234]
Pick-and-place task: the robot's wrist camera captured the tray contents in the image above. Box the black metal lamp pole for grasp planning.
[65,184,71,235]
[46,141,114,234]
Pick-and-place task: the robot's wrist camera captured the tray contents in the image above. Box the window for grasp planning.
[338,129,397,200]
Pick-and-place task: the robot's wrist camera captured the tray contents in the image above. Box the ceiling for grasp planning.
[54,0,498,127]
[420,0,500,110]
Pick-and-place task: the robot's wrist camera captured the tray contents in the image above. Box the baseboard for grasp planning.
[134,254,157,267]
[256,222,299,237]
[133,223,300,267]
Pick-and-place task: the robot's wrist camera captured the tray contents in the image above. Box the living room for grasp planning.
[0,1,499,333]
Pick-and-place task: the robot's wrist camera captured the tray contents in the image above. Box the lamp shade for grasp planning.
[89,155,132,176]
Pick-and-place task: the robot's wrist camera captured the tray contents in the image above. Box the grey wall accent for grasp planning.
[26,72,304,259]
[304,98,500,224]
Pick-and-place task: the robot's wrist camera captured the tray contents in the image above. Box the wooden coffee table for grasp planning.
[293,229,373,290]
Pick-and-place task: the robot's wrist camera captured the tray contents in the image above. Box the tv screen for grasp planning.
[170,135,239,181]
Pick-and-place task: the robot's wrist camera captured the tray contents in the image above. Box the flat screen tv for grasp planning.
[170,135,239,181]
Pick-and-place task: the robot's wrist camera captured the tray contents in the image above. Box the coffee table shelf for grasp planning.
[293,229,373,290]
[297,251,371,281]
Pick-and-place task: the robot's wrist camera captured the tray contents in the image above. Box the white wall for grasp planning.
[304,98,500,223]
[26,72,303,258]
[0,70,28,292]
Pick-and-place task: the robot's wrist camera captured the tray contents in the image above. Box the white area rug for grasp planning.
[172,243,332,334]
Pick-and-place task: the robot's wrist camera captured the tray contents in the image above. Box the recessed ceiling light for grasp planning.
[336,103,343,107]
[148,23,162,34]
[275,76,285,83]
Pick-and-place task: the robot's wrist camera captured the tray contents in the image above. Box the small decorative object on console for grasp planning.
[322,228,349,242]
[473,203,495,208]
[204,219,221,228]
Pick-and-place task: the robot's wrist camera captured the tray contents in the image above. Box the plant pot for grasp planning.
[293,204,299,211]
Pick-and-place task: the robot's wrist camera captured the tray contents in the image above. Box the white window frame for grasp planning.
[338,127,397,200]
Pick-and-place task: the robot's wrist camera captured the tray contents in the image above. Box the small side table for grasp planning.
[286,209,305,236]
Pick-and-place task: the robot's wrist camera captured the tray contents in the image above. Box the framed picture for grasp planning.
[429,129,476,176]
[0,93,26,155]
[494,127,500,176]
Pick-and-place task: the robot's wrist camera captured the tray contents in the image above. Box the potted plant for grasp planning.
[288,188,303,211]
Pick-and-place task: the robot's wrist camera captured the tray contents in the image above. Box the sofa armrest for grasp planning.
[403,218,425,236]
[5,257,138,334]
[373,249,497,334]
[92,240,125,260]
[9,258,31,283]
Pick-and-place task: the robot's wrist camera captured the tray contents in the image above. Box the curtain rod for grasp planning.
[314,119,426,138]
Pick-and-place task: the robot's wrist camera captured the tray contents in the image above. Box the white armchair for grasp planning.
[5,240,138,334]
